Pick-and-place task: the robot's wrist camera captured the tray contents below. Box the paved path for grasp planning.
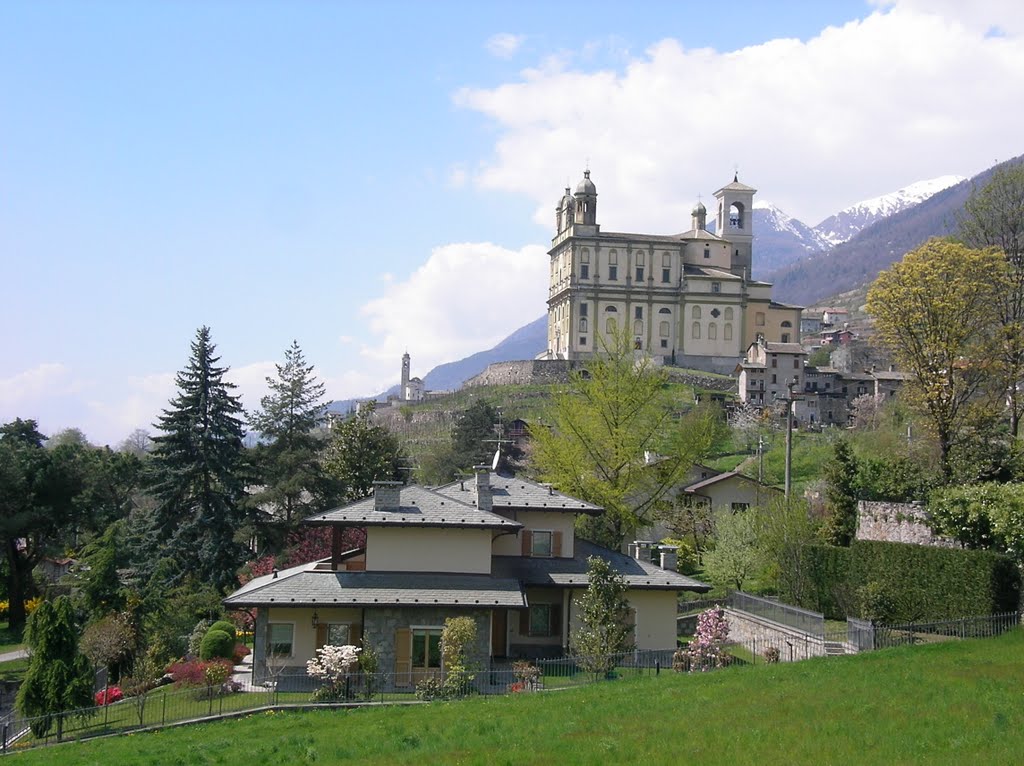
[0,649,27,664]
[231,652,259,692]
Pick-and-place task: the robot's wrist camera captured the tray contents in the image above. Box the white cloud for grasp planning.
[456,2,1024,226]
[359,241,548,376]
[0,363,75,409]
[485,33,525,59]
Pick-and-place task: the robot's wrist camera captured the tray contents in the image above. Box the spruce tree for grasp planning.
[247,341,330,548]
[149,326,248,591]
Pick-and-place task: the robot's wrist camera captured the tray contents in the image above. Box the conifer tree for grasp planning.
[16,596,94,738]
[570,556,633,674]
[247,341,330,548]
[148,326,249,591]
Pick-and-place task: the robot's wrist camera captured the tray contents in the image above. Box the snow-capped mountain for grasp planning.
[813,175,966,246]
[749,201,832,277]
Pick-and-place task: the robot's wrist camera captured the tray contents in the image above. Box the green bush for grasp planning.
[199,629,235,661]
[787,540,1021,622]
[207,620,237,641]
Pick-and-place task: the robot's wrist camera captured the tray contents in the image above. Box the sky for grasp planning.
[2,0,1023,446]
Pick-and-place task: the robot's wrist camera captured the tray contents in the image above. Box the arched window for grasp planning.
[691,306,701,319]
[658,307,671,314]
[724,307,733,321]
[692,322,701,340]
[729,202,745,229]
[709,322,717,340]
[660,321,670,338]
[604,305,617,312]
[724,323,733,341]
[606,317,617,334]
[781,320,792,328]
[633,319,643,335]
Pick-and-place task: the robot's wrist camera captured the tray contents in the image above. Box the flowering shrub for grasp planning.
[507,681,527,693]
[511,660,541,691]
[763,646,781,664]
[232,643,251,664]
[414,677,445,701]
[686,606,731,671]
[95,686,123,706]
[167,658,235,694]
[307,644,360,701]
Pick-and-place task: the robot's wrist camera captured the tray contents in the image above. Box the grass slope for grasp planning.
[12,630,1024,765]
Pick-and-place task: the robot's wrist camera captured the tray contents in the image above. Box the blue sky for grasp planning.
[3,0,1023,445]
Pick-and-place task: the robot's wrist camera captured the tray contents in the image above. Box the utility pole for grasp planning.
[775,380,802,499]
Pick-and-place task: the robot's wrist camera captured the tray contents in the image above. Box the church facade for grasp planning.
[544,170,801,374]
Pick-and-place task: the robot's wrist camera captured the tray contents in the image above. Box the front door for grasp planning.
[492,609,507,658]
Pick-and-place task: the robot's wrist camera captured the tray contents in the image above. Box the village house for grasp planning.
[225,472,709,687]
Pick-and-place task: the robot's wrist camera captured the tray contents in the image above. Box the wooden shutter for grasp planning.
[351,622,363,646]
[315,624,328,649]
[521,530,533,556]
[552,531,563,558]
[394,628,412,688]
[549,604,562,638]
[519,609,530,636]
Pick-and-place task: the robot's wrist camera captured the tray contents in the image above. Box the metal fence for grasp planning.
[871,612,1020,650]
[730,591,826,638]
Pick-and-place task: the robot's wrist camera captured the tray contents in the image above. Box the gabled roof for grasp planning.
[492,540,710,592]
[306,485,521,530]
[224,563,527,609]
[683,470,779,494]
[434,473,603,515]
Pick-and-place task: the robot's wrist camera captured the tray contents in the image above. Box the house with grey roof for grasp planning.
[225,471,708,687]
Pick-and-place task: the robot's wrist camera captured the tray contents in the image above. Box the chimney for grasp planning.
[658,546,679,572]
[474,466,492,512]
[373,480,403,511]
[633,540,653,562]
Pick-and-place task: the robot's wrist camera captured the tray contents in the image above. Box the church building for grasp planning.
[544,170,801,374]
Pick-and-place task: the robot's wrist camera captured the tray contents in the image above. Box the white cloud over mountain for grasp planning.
[455,2,1024,227]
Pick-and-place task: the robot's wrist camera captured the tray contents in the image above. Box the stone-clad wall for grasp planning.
[724,608,826,661]
[463,360,578,388]
[362,607,491,678]
[855,501,957,548]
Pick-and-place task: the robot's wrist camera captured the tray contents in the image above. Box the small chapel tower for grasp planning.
[572,170,599,235]
[400,352,411,398]
[714,172,756,277]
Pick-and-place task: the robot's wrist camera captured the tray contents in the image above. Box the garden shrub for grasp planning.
[199,629,235,661]
[232,643,251,664]
[208,620,237,641]
[414,677,444,701]
[789,540,1021,621]
[95,686,123,706]
[763,646,780,664]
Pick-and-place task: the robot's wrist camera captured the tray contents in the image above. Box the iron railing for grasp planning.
[730,591,826,638]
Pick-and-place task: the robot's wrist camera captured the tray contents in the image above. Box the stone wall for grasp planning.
[724,608,826,661]
[361,606,492,679]
[463,360,578,388]
[855,501,957,548]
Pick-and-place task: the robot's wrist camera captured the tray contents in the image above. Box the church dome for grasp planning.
[691,201,706,216]
[575,170,597,195]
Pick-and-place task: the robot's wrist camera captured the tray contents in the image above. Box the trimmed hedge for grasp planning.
[788,540,1020,622]
[208,620,237,641]
[199,629,235,661]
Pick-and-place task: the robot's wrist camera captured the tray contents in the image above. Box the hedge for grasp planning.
[199,629,235,661]
[786,540,1020,622]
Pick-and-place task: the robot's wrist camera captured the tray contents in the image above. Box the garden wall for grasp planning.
[855,501,956,548]
[723,608,826,662]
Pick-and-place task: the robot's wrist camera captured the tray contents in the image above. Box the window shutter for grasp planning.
[394,628,412,688]
[552,531,563,558]
[549,604,562,638]
[521,530,533,556]
[519,609,530,636]
[315,624,328,649]
[351,622,363,646]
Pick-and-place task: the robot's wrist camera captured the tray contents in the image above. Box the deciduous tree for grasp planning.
[702,508,763,592]
[866,239,1009,479]
[530,329,721,547]
[959,161,1024,435]
[570,556,633,674]
[148,326,249,591]
[322,404,406,503]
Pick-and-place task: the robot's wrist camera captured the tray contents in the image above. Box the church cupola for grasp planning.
[691,200,707,231]
[574,170,598,226]
[555,186,574,233]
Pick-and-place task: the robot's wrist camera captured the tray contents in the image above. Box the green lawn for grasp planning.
[0,621,25,652]
[0,656,28,682]
[9,630,1024,765]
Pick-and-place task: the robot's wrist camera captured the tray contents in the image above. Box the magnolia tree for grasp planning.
[681,606,730,672]
[307,644,361,701]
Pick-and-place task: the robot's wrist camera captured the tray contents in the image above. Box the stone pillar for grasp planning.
[253,608,269,684]
[474,467,492,512]
[373,481,402,511]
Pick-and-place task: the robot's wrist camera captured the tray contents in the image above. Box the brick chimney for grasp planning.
[373,481,402,511]
[474,466,492,512]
